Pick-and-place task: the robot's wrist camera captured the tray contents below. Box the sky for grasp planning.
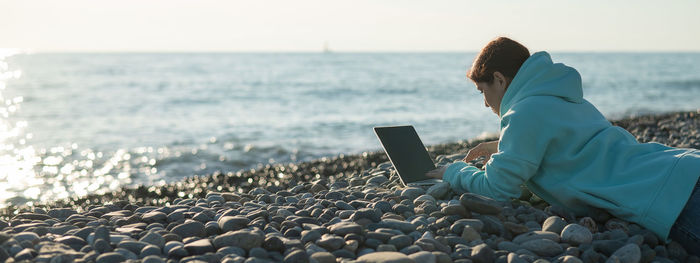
[1,0,699,52]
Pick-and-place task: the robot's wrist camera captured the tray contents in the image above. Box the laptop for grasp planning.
[374,125,443,187]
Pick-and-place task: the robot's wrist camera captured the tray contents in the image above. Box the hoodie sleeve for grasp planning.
[442,103,551,201]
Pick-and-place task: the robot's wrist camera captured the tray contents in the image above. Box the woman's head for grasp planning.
[468,37,530,116]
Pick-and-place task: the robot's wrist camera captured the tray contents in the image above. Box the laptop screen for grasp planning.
[374,125,436,185]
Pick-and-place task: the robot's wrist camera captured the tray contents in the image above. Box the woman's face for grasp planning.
[474,72,508,116]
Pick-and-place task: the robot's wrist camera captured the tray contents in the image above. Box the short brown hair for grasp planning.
[467,37,530,84]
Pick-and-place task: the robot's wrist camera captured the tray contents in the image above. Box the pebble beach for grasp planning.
[0,111,698,263]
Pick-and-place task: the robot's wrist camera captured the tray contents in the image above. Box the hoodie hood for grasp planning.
[499,51,583,118]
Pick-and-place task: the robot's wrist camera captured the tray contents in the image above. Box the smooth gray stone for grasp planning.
[329,221,363,236]
[441,204,470,218]
[459,193,502,215]
[56,235,87,251]
[13,213,52,221]
[310,251,336,263]
[164,241,184,255]
[426,182,450,199]
[366,175,389,185]
[377,244,398,251]
[142,255,166,263]
[513,231,560,244]
[171,220,206,238]
[450,219,485,234]
[167,211,185,222]
[140,231,166,248]
[471,243,495,263]
[606,243,641,263]
[48,208,77,220]
[335,200,356,210]
[413,195,436,206]
[49,225,79,235]
[217,246,246,257]
[400,245,422,255]
[284,249,309,263]
[408,251,436,263]
[249,247,268,258]
[94,226,110,243]
[218,216,250,232]
[520,239,564,257]
[333,249,356,259]
[561,224,593,245]
[508,253,528,263]
[96,252,126,263]
[379,219,417,233]
[213,229,264,250]
[542,216,567,234]
[207,194,225,204]
[350,208,382,222]
[184,239,215,255]
[93,239,112,253]
[301,229,322,243]
[142,211,168,223]
[13,232,39,243]
[357,251,416,263]
[168,247,189,258]
[593,240,626,255]
[415,238,451,254]
[388,235,413,250]
[14,248,35,261]
[475,214,505,235]
[497,241,521,252]
[263,236,285,252]
[315,234,345,251]
[401,188,426,200]
[117,240,150,255]
[140,245,161,258]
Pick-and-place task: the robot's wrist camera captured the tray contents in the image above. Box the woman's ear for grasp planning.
[493,71,507,91]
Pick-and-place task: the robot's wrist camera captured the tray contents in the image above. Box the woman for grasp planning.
[427,37,700,254]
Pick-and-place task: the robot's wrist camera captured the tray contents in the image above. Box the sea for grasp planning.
[1,51,699,207]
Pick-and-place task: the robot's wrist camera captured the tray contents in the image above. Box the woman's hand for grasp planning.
[463,140,499,166]
[425,165,448,179]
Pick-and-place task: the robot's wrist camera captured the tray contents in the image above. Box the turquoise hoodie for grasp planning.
[443,51,700,242]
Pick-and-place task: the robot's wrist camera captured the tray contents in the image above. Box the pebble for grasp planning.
[213,229,264,250]
[171,220,206,238]
[513,231,560,244]
[13,232,40,243]
[284,249,309,263]
[401,187,426,200]
[350,208,382,222]
[96,252,127,263]
[140,231,166,248]
[377,219,417,233]
[459,193,503,215]
[426,182,451,199]
[357,251,416,263]
[561,224,593,245]
[606,243,641,263]
[316,234,345,251]
[471,243,495,263]
[520,239,564,257]
[408,251,437,263]
[542,216,567,234]
[461,225,481,242]
[310,252,336,263]
[184,238,215,255]
[329,221,363,235]
[219,216,251,232]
